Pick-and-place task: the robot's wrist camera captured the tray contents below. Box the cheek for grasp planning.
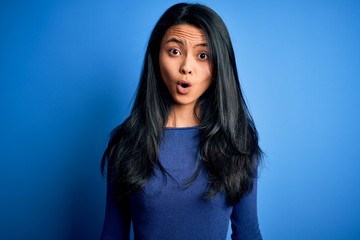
[198,61,212,77]
[159,55,172,82]
[160,63,179,86]
[200,67,213,85]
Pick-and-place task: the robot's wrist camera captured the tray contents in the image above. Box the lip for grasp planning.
[176,80,192,94]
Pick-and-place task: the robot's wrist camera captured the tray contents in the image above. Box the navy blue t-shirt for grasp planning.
[101,127,262,240]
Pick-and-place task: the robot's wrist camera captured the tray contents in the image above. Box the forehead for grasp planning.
[162,24,207,43]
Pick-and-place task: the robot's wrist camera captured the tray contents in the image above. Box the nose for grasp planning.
[180,57,192,75]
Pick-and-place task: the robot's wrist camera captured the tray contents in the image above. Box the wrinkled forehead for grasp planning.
[161,24,207,44]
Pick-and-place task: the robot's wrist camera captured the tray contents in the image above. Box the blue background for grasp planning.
[1,0,359,239]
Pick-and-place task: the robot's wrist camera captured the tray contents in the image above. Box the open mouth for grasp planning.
[177,81,191,94]
[180,83,190,88]
[177,81,191,88]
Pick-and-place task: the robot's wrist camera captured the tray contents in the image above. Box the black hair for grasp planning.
[101,3,262,205]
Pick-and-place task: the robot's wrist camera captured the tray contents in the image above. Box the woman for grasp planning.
[101,3,262,240]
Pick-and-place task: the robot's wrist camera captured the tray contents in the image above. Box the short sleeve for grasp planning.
[230,180,262,240]
[100,177,131,240]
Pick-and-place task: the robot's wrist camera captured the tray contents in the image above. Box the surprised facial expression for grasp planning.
[159,24,213,109]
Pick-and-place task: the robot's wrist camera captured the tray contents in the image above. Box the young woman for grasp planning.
[100,3,263,240]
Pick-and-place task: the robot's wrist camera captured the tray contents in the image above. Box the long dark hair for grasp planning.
[101,3,262,205]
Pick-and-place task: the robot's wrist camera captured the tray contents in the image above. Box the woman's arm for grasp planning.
[100,178,131,240]
[230,180,262,240]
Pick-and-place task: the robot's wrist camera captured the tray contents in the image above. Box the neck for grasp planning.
[166,104,199,128]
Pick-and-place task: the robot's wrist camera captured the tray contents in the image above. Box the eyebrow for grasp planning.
[165,38,207,47]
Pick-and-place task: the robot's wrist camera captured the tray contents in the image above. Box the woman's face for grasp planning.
[159,24,213,109]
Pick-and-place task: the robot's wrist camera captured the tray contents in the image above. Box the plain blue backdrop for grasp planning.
[1,0,359,239]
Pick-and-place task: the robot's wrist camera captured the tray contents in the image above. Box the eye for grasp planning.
[198,52,208,60]
[169,48,181,56]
